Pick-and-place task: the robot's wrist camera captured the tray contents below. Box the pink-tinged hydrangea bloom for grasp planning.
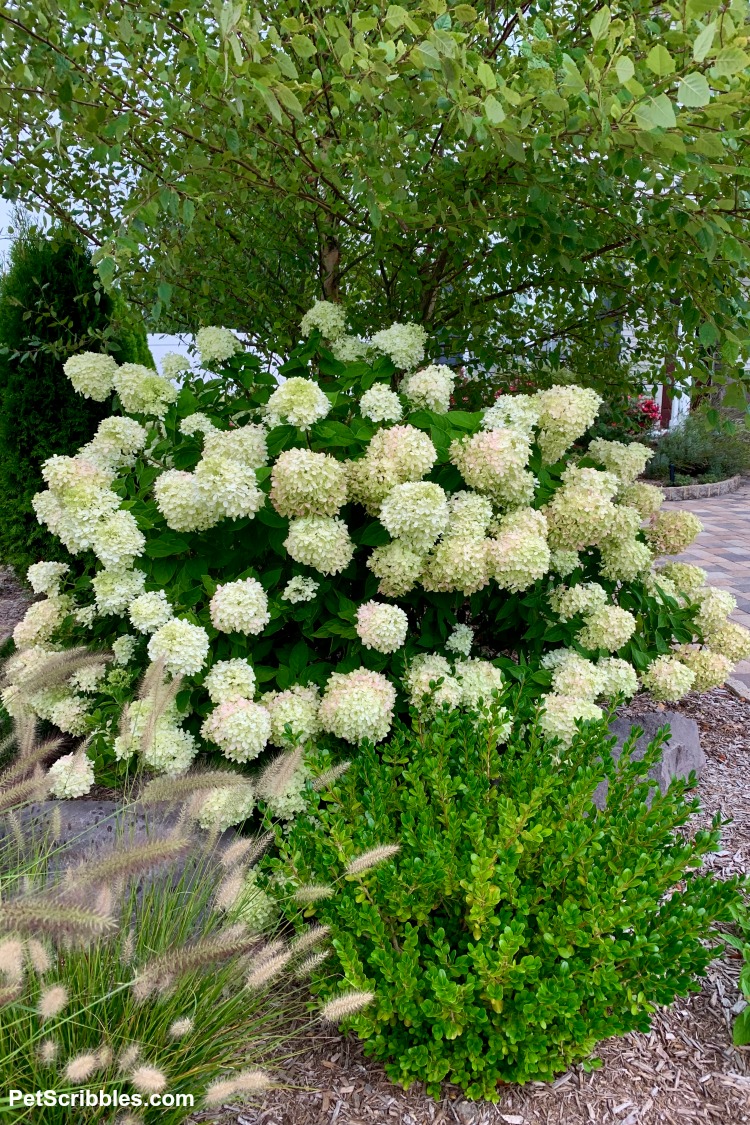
[319,668,396,745]
[450,428,533,507]
[210,578,270,635]
[640,655,695,702]
[270,449,347,517]
[645,510,703,556]
[201,699,272,762]
[355,601,408,654]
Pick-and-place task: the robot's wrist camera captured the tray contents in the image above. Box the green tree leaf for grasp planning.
[646,45,675,76]
[711,46,750,77]
[590,6,611,42]
[677,72,711,107]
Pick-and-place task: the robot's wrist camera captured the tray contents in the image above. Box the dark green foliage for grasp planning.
[0,228,152,574]
[645,413,750,484]
[274,703,739,1098]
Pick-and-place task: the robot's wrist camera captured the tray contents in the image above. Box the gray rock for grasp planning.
[593,710,705,810]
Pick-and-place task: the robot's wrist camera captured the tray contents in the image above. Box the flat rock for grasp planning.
[594,710,705,810]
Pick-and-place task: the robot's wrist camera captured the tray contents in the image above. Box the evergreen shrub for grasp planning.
[0,227,151,573]
[272,702,740,1098]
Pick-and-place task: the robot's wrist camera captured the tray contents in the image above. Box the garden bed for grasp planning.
[660,475,744,502]
[200,687,750,1125]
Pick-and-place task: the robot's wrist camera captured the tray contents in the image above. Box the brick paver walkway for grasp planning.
[667,481,750,690]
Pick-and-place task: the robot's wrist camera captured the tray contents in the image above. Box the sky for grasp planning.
[0,196,194,375]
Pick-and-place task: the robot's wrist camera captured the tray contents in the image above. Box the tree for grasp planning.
[0,225,152,573]
[2,1,750,403]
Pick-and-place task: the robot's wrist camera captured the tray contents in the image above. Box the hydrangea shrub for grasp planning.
[8,304,750,820]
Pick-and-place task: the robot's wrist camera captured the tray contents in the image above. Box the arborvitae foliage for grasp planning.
[0,227,152,574]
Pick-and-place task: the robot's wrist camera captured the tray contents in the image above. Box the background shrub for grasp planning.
[272,702,740,1099]
[0,225,151,574]
[645,412,750,484]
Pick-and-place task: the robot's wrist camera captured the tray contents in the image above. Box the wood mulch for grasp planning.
[198,688,750,1125]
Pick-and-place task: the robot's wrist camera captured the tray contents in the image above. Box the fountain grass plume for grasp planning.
[139,768,253,805]
[311,760,351,791]
[65,834,194,889]
[289,924,330,957]
[256,746,304,801]
[132,924,260,1001]
[346,844,400,875]
[7,647,111,694]
[0,889,116,944]
[0,735,64,786]
[294,948,332,978]
[0,769,50,812]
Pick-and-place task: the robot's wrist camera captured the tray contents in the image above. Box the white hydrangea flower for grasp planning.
[112,635,137,665]
[202,425,268,469]
[401,364,455,414]
[678,648,732,692]
[154,470,220,532]
[707,621,750,664]
[210,578,270,635]
[90,510,146,568]
[619,481,664,519]
[487,525,550,593]
[115,697,198,775]
[179,412,216,437]
[576,605,637,652]
[588,439,652,484]
[693,587,736,636]
[300,299,347,341]
[657,562,707,593]
[270,449,347,518]
[142,724,199,775]
[63,352,117,401]
[450,429,534,507]
[405,653,462,713]
[49,751,95,798]
[201,699,272,763]
[69,663,108,694]
[446,624,473,657]
[359,384,403,424]
[367,540,425,597]
[599,534,653,583]
[561,465,620,498]
[260,761,310,821]
[319,668,396,745]
[87,416,149,462]
[49,695,89,736]
[645,510,703,556]
[128,590,173,634]
[539,695,604,746]
[147,619,210,677]
[13,596,70,650]
[482,394,539,439]
[356,601,408,654]
[548,582,608,622]
[332,335,371,363]
[379,482,449,553]
[535,385,603,463]
[347,424,438,512]
[161,352,192,380]
[27,562,69,596]
[92,567,146,615]
[421,534,489,596]
[204,659,257,704]
[597,657,639,700]
[74,605,97,628]
[264,684,321,747]
[282,576,319,604]
[194,454,265,520]
[370,322,427,370]
[196,326,242,365]
[266,377,331,430]
[549,549,580,577]
[640,655,695,702]
[543,482,617,552]
[198,784,256,831]
[285,516,354,575]
[454,658,503,710]
[548,652,604,701]
[448,491,494,537]
[113,363,178,417]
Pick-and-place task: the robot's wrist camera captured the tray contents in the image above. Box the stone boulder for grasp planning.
[594,710,705,810]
